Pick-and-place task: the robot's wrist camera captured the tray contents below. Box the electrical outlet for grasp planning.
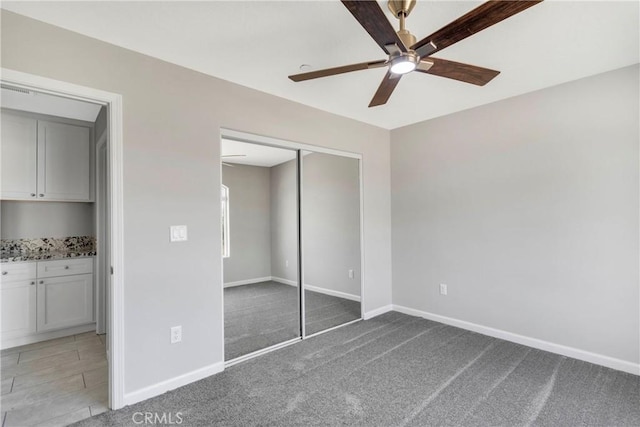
[439,284,448,296]
[348,269,354,279]
[285,260,289,268]
[170,326,182,344]
[170,225,188,242]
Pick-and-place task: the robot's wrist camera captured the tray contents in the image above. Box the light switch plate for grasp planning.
[170,225,188,242]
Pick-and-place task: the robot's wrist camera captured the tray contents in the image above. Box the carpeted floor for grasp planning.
[224,281,361,360]
[75,311,639,427]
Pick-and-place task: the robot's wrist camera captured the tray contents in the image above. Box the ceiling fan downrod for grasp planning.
[388,0,417,48]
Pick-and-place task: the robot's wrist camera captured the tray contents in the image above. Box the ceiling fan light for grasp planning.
[389,52,419,75]
[390,60,416,74]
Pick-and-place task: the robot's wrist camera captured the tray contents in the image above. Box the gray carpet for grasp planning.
[224,281,361,360]
[74,312,640,427]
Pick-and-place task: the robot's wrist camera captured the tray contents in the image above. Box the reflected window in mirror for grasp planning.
[221,185,230,258]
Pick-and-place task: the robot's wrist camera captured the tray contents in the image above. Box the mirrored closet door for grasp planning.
[301,151,362,336]
[222,139,300,360]
[222,136,362,361]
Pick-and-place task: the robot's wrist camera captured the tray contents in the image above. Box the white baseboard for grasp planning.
[123,361,224,406]
[1,323,96,350]
[223,277,272,288]
[363,304,393,320]
[304,284,361,302]
[393,305,639,376]
[271,276,298,287]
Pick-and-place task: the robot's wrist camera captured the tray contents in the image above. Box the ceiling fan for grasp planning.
[289,0,542,107]
[221,154,246,167]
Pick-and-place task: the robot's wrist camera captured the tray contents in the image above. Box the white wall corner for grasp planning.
[392,305,639,376]
[123,362,224,407]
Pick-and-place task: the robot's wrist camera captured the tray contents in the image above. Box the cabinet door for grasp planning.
[1,113,38,200]
[37,274,93,332]
[1,280,37,339]
[37,120,92,201]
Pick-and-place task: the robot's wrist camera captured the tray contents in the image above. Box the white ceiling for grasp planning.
[1,86,102,122]
[222,138,296,167]
[3,1,638,129]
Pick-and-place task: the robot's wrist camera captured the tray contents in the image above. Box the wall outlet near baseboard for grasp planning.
[439,284,448,296]
[170,326,182,344]
[348,269,354,279]
[285,260,289,268]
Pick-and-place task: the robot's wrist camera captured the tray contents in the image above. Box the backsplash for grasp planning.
[1,236,96,254]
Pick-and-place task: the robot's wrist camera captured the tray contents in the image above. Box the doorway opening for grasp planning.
[0,69,124,423]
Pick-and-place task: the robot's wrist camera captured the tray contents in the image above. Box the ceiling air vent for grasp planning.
[1,84,31,95]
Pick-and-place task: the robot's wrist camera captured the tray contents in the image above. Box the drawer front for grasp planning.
[1,262,37,283]
[37,258,93,278]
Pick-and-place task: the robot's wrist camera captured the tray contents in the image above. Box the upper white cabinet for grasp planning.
[0,114,38,199]
[38,120,92,201]
[1,112,93,202]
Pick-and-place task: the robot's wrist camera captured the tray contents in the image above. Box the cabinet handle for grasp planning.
[31,193,36,197]
[64,266,70,270]
[39,194,45,197]
[39,280,44,284]
[31,281,35,286]
[1,271,7,275]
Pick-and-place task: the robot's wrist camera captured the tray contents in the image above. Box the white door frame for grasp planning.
[1,68,126,409]
[95,131,108,335]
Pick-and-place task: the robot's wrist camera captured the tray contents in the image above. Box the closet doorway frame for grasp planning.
[220,128,365,366]
[1,68,126,409]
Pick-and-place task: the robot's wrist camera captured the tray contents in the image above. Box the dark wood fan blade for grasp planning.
[289,60,386,82]
[341,0,407,54]
[415,57,500,86]
[369,71,401,107]
[412,0,542,57]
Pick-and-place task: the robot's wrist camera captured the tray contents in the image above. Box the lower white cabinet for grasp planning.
[37,274,93,332]
[0,258,94,347]
[0,279,37,339]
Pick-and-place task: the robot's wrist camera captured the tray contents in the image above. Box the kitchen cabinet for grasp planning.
[0,113,38,199]
[0,258,94,346]
[0,263,37,340]
[0,111,93,202]
[38,273,93,332]
[38,120,92,201]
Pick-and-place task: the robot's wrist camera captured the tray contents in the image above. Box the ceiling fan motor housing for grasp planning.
[397,29,417,48]
[388,0,416,18]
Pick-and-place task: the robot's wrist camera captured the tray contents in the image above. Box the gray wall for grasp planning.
[270,159,298,283]
[391,65,639,364]
[1,10,392,395]
[303,153,361,297]
[1,201,94,239]
[222,164,272,284]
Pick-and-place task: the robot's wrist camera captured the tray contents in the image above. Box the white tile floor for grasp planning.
[1,332,108,426]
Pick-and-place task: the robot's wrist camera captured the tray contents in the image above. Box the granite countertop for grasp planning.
[1,250,97,263]
[1,236,97,263]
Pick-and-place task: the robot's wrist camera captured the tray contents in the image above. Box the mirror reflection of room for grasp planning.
[221,139,299,361]
[302,151,361,336]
